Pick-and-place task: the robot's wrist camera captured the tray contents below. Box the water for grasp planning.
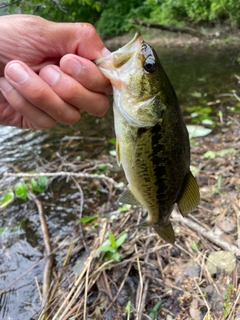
[0,45,239,319]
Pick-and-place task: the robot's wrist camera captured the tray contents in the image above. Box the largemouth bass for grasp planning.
[95,33,200,243]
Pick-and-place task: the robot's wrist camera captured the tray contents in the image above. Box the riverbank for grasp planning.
[104,26,240,49]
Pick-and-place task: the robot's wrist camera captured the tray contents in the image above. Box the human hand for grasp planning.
[0,14,111,129]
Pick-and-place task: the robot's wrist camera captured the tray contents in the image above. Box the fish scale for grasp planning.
[95,33,200,243]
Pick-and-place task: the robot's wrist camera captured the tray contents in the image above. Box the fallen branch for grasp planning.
[129,19,205,38]
[29,190,54,315]
[171,210,240,256]
[3,171,121,189]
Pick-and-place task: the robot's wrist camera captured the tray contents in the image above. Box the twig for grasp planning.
[171,210,240,256]
[35,277,42,301]
[71,177,88,251]
[3,171,121,189]
[194,278,211,314]
[135,244,143,320]
[84,254,91,320]
[52,223,107,320]
[139,235,151,316]
[141,278,150,317]
[103,263,132,316]
[29,190,54,313]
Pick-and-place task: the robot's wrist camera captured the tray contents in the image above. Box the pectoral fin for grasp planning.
[177,171,200,216]
[153,223,176,244]
[116,139,121,165]
[118,185,141,206]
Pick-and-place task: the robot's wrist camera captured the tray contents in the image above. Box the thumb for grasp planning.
[46,21,110,60]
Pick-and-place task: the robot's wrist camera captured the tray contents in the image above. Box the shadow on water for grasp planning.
[0,45,239,319]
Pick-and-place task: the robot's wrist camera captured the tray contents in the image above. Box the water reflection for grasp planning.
[156,46,240,106]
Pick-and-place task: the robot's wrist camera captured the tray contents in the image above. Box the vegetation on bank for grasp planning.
[1,0,240,36]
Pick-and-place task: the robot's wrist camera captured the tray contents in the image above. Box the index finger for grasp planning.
[60,55,112,94]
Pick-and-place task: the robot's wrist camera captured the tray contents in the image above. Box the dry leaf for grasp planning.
[206,251,236,275]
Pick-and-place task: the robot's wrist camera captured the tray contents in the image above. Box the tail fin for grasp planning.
[153,223,175,244]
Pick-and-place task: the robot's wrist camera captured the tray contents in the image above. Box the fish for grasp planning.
[95,33,200,244]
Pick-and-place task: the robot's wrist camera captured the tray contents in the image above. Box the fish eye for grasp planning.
[144,57,156,73]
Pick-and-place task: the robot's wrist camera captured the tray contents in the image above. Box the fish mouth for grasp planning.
[95,32,143,69]
[117,32,142,53]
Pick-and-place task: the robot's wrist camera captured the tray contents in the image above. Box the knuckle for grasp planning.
[32,84,47,101]
[83,23,98,39]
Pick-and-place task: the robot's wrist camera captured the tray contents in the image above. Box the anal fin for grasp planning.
[153,223,175,244]
[177,171,200,216]
[118,185,141,206]
[135,220,175,244]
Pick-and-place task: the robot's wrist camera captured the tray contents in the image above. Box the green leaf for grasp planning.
[98,245,116,253]
[190,165,200,177]
[30,178,38,191]
[217,148,236,157]
[206,251,236,275]
[14,182,28,200]
[108,231,117,249]
[108,137,116,145]
[191,91,202,98]
[79,215,98,224]
[97,164,108,172]
[109,149,116,156]
[0,191,14,209]
[204,150,216,159]
[116,233,128,248]
[30,176,48,193]
[38,176,48,188]
[202,119,214,125]
[118,204,131,212]
[148,300,163,319]
[125,301,132,313]
[187,125,212,138]
[204,148,236,159]
[104,252,113,262]
[190,241,198,251]
[112,252,120,262]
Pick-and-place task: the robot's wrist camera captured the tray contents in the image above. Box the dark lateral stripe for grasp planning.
[149,124,168,200]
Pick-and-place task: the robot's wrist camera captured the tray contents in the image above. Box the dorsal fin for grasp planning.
[177,171,200,216]
[118,185,141,206]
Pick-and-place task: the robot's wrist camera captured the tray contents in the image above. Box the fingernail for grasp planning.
[0,79,13,93]
[101,47,111,57]
[41,67,60,87]
[65,58,83,78]
[6,63,29,84]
